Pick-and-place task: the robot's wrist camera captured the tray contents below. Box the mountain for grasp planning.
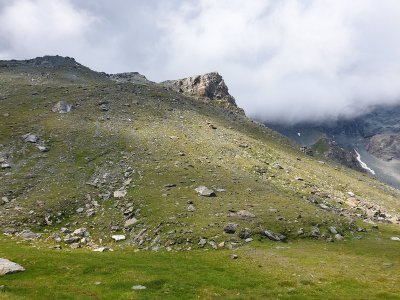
[267,104,400,189]
[1,56,400,299]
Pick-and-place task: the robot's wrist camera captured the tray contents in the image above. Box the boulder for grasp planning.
[22,133,38,143]
[18,229,39,240]
[261,230,286,242]
[114,190,127,198]
[0,258,25,276]
[224,223,238,234]
[195,186,215,197]
[236,210,256,219]
[52,101,72,113]
[111,235,126,242]
[124,218,138,228]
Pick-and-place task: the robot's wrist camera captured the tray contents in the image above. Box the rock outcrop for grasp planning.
[367,134,400,161]
[162,72,244,114]
[107,72,153,84]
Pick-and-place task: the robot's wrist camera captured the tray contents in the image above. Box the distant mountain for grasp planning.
[266,104,400,189]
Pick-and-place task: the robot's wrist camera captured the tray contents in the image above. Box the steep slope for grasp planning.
[0,56,399,253]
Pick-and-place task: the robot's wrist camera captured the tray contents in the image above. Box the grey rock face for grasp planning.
[52,101,72,113]
[367,134,400,161]
[0,258,25,276]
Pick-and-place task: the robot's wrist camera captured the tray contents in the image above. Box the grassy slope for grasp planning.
[0,62,400,299]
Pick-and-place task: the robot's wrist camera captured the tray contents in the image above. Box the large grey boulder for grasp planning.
[0,258,25,275]
[52,101,72,113]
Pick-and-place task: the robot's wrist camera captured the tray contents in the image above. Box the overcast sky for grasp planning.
[1,0,400,124]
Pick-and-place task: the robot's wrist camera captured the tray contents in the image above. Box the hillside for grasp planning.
[1,56,400,299]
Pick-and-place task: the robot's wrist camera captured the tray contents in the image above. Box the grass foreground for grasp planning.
[1,231,400,300]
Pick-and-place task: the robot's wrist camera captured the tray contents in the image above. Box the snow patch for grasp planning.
[354,149,375,175]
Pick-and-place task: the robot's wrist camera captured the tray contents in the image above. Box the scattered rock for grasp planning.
[22,133,38,143]
[390,237,400,241]
[329,226,338,234]
[335,234,344,241]
[195,186,215,197]
[347,191,355,197]
[93,247,113,252]
[124,218,138,228]
[76,207,84,213]
[18,229,40,240]
[238,228,252,239]
[114,190,127,198]
[100,104,109,111]
[236,210,256,219]
[198,238,207,247]
[261,230,286,242]
[52,101,72,113]
[311,227,320,238]
[0,258,25,276]
[224,223,238,234]
[187,204,196,212]
[112,235,126,242]
[1,163,11,169]
[64,235,80,244]
[230,254,239,259]
[37,145,49,152]
[132,285,146,290]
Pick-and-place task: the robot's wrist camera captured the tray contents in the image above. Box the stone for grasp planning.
[195,186,215,197]
[114,190,127,198]
[238,228,252,239]
[347,191,355,197]
[22,133,38,143]
[390,237,400,241]
[236,210,256,219]
[0,258,25,276]
[52,101,72,113]
[18,229,39,240]
[187,204,196,212]
[37,145,49,152]
[198,238,207,247]
[297,228,305,235]
[329,226,338,234]
[311,227,320,237]
[335,234,344,241]
[1,163,11,169]
[164,183,176,188]
[132,285,146,290]
[64,235,80,244]
[261,230,286,242]
[72,228,89,237]
[124,218,138,228]
[230,254,239,259]
[112,235,126,242]
[76,207,84,213]
[93,247,113,252]
[245,238,253,243]
[70,243,81,249]
[100,104,109,111]
[224,223,238,234]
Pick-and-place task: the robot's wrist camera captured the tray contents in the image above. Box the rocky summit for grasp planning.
[0,55,400,299]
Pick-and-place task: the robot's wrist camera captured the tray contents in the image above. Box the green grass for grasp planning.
[1,234,400,299]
